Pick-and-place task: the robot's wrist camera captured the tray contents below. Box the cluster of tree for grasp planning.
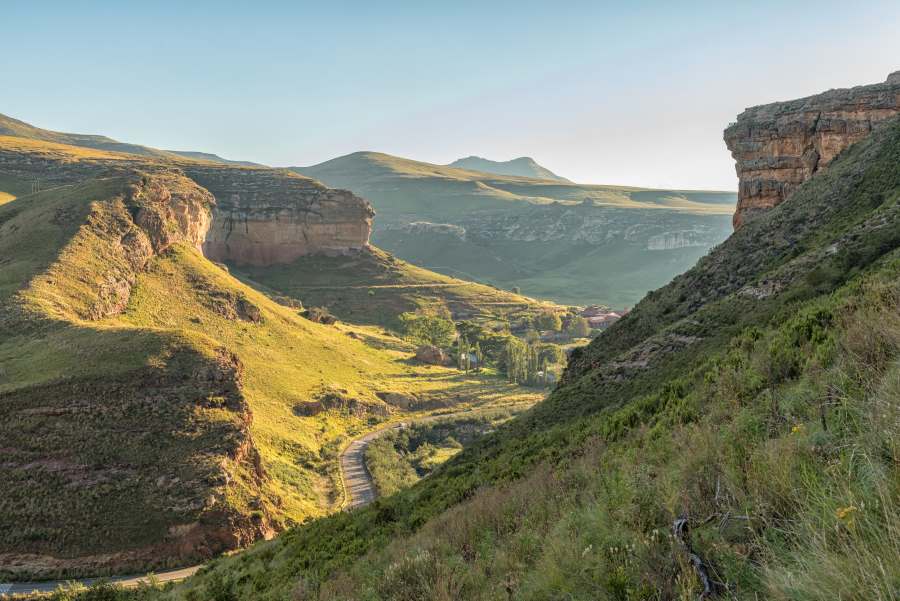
[521,310,592,340]
[456,336,483,373]
[501,336,560,388]
[398,309,456,347]
[398,311,568,383]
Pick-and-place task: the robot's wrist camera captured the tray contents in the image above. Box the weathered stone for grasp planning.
[725,71,900,228]
[415,345,450,365]
[185,166,374,265]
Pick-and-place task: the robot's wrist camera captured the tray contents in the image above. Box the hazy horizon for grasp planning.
[4,1,899,190]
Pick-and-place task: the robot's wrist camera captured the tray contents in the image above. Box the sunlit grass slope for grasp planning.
[293,151,735,224]
[122,245,543,518]
[0,171,544,579]
[236,246,561,327]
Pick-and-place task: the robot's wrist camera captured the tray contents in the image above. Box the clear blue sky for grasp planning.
[3,1,899,189]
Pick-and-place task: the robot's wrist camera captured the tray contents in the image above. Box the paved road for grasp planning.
[0,565,200,596]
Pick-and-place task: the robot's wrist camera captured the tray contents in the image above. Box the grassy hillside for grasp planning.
[0,114,175,159]
[235,246,560,327]
[293,151,733,224]
[105,118,900,601]
[0,167,544,580]
[293,151,735,307]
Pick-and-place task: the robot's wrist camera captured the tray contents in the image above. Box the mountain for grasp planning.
[0,112,174,159]
[166,150,266,167]
[447,155,571,181]
[293,151,735,307]
[0,124,551,579]
[141,78,900,601]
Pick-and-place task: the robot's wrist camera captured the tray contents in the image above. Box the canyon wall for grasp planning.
[184,166,374,266]
[725,71,900,228]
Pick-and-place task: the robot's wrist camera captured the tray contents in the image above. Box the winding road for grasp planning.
[1,407,513,596]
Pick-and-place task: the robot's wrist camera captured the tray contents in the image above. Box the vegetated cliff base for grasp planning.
[725,70,900,228]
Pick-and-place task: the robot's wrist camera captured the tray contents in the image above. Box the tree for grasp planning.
[535,343,564,365]
[524,329,541,344]
[565,316,592,338]
[502,337,528,384]
[398,312,455,347]
[457,336,471,373]
[534,311,562,331]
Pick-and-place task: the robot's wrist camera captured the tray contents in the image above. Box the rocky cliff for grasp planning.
[0,137,375,268]
[725,71,900,228]
[179,166,374,265]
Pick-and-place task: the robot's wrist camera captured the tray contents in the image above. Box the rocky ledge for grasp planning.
[725,70,900,228]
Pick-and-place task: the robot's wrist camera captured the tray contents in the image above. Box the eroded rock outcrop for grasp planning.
[185,165,374,266]
[725,71,900,228]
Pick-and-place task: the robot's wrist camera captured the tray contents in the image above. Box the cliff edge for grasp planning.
[725,70,900,228]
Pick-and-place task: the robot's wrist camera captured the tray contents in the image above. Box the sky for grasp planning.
[3,1,899,190]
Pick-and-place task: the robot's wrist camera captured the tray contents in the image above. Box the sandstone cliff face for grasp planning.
[0,146,375,267]
[725,71,900,228]
[184,166,374,266]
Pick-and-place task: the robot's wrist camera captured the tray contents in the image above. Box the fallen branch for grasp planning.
[673,517,717,598]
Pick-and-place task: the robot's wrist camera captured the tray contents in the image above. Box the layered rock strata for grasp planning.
[184,166,374,265]
[725,71,900,227]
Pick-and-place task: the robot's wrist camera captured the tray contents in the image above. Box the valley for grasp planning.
[1,51,898,601]
[0,127,549,582]
[293,152,735,307]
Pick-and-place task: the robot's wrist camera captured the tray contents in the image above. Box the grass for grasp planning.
[235,246,561,328]
[364,409,521,497]
[0,170,545,580]
[121,245,544,519]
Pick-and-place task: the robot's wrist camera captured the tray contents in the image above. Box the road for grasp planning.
[340,422,409,509]
[2,407,520,596]
[0,565,200,596]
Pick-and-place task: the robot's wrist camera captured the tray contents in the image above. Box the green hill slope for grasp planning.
[234,246,559,328]
[293,152,735,307]
[0,142,545,581]
[0,113,175,159]
[143,118,900,601]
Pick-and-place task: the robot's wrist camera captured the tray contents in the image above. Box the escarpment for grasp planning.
[184,165,374,266]
[0,139,376,268]
[725,70,900,228]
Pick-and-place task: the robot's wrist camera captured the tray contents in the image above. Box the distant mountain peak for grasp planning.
[447,155,570,182]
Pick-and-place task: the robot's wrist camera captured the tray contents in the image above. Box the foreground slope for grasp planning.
[293,151,734,306]
[146,117,900,600]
